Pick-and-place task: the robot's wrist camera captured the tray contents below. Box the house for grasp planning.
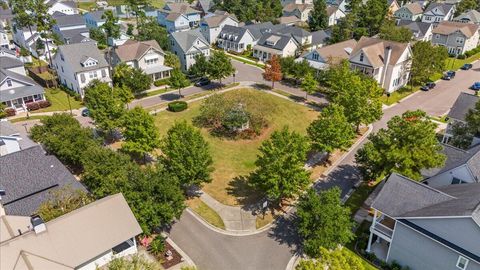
[52,13,91,44]
[387,0,400,17]
[431,21,480,55]
[0,47,31,63]
[326,0,348,13]
[397,20,433,41]
[0,193,143,270]
[454,9,480,25]
[45,0,78,15]
[0,56,45,112]
[349,37,412,93]
[0,120,36,156]
[169,29,210,71]
[0,6,14,28]
[422,3,455,24]
[0,25,9,49]
[217,25,256,53]
[84,10,107,29]
[326,5,346,26]
[278,15,302,26]
[282,3,313,22]
[253,33,299,61]
[199,11,239,44]
[394,2,424,21]
[297,39,357,70]
[0,145,86,216]
[112,40,172,81]
[310,29,331,49]
[53,41,111,97]
[158,3,202,33]
[366,173,480,270]
[242,22,277,41]
[281,0,313,6]
[196,0,214,16]
[442,92,480,145]
[276,25,312,46]
[12,26,56,60]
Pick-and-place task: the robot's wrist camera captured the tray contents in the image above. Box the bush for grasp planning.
[153,78,169,87]
[168,101,188,112]
[26,102,40,111]
[38,100,51,108]
[457,54,466,59]
[5,108,16,117]
[149,235,165,257]
[97,44,107,50]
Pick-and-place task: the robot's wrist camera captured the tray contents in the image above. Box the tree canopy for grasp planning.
[36,186,94,222]
[356,110,446,180]
[169,68,190,96]
[451,99,480,149]
[296,248,365,270]
[263,55,282,89]
[107,254,161,270]
[379,20,413,42]
[207,51,235,84]
[121,106,160,160]
[411,41,448,84]
[165,52,181,69]
[136,16,169,50]
[309,0,328,31]
[455,0,478,16]
[212,0,282,22]
[113,63,152,94]
[188,53,209,78]
[300,72,319,99]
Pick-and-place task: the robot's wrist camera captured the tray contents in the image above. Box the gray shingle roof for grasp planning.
[170,29,209,52]
[218,24,248,38]
[424,3,454,15]
[0,146,87,216]
[276,25,311,38]
[53,14,85,28]
[311,30,330,45]
[256,33,296,51]
[454,9,480,24]
[55,41,109,74]
[242,22,275,40]
[422,144,480,179]
[0,120,37,149]
[447,92,480,121]
[0,56,24,69]
[397,20,431,39]
[197,0,213,12]
[85,10,106,22]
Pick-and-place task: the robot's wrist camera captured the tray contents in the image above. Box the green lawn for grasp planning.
[107,0,164,8]
[345,248,378,270]
[78,1,97,11]
[187,198,225,229]
[154,88,319,206]
[344,182,374,216]
[227,54,265,68]
[10,115,48,123]
[37,88,83,113]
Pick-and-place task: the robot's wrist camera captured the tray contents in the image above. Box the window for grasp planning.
[435,34,440,39]
[101,69,107,78]
[456,256,469,270]
[456,37,464,44]
[6,79,12,87]
[359,52,364,62]
[312,53,319,60]
[61,66,64,73]
[145,58,158,65]
[60,54,64,61]
[89,71,97,79]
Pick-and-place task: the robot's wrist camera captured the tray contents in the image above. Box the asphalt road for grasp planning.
[168,61,480,270]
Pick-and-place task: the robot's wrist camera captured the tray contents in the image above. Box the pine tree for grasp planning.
[309,0,328,31]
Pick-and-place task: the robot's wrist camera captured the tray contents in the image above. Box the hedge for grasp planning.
[465,46,480,58]
[154,78,169,87]
[5,108,16,117]
[168,101,188,112]
[26,100,52,111]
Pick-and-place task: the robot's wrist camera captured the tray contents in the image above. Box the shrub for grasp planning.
[457,54,466,59]
[168,101,188,112]
[26,102,40,111]
[154,78,169,87]
[5,108,16,117]
[97,44,107,50]
[38,100,51,108]
[149,235,165,257]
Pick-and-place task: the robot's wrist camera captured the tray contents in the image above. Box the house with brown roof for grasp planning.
[158,3,202,33]
[326,5,346,26]
[0,193,142,270]
[394,2,424,21]
[199,11,239,44]
[282,3,313,22]
[112,40,172,81]
[431,21,480,55]
[297,39,357,70]
[349,37,412,93]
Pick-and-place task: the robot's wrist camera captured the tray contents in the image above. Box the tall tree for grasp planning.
[465,99,480,135]
[101,10,120,44]
[207,51,235,84]
[169,68,190,97]
[33,0,56,66]
[136,16,169,50]
[36,186,93,222]
[297,188,354,258]
[356,110,446,180]
[188,53,209,78]
[263,55,282,89]
[357,0,388,36]
[160,121,214,190]
[307,104,355,160]
[455,0,478,16]
[121,107,160,160]
[379,19,413,42]
[165,52,181,69]
[329,14,356,44]
[126,0,150,26]
[11,0,35,35]
[411,41,448,84]
[452,99,480,149]
[296,248,365,270]
[309,0,328,31]
[300,72,318,99]
[250,127,311,202]
[113,63,152,94]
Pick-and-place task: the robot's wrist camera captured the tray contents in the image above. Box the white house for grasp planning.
[0,25,9,49]
[199,11,238,44]
[326,0,348,14]
[53,41,111,97]
[0,193,143,270]
[217,25,257,53]
[281,0,313,6]
[52,13,91,44]
[253,33,299,62]
[282,3,313,22]
[394,2,424,21]
[422,3,455,24]
[431,21,480,55]
[12,26,56,60]
[298,39,357,70]
[112,40,172,81]
[169,29,211,71]
[349,37,412,93]
[158,3,202,33]
[45,0,78,15]
[327,5,346,26]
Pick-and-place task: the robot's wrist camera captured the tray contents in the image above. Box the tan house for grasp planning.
[394,2,424,21]
[298,39,357,70]
[112,40,172,81]
[282,3,313,22]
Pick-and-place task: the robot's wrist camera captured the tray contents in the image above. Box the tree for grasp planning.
[107,254,161,270]
[0,103,7,118]
[84,81,126,136]
[263,55,282,89]
[160,121,213,189]
[455,0,478,16]
[297,188,354,258]
[356,110,446,180]
[465,99,480,135]
[379,20,413,42]
[309,0,328,31]
[89,27,107,46]
[292,59,314,84]
[250,127,311,202]
[279,56,296,78]
[32,0,56,65]
[126,0,150,26]
[207,50,235,84]
[357,0,388,36]
[169,69,190,97]
[452,99,480,149]
[307,104,355,160]
[113,63,152,94]
[213,0,281,22]
[329,14,355,44]
[11,0,35,36]
[188,53,209,78]
[121,106,160,160]
[101,10,120,41]
[165,52,181,69]
[300,72,318,99]
[136,16,169,50]
[296,248,365,270]
[411,41,448,84]
[149,235,166,256]
[36,186,94,222]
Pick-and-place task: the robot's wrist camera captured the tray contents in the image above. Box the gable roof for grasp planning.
[275,25,311,38]
[0,193,142,270]
[283,3,313,12]
[84,10,106,22]
[432,21,480,38]
[350,36,410,68]
[454,9,480,24]
[397,20,431,39]
[242,22,276,40]
[170,28,209,52]
[311,39,357,64]
[219,24,249,39]
[55,42,109,73]
[326,5,339,16]
[0,56,24,70]
[447,92,480,121]
[255,32,299,52]
[311,30,330,45]
[53,13,85,27]
[115,40,163,62]
[422,144,480,179]
[401,2,424,15]
[163,2,201,15]
[202,13,237,28]
[197,0,213,12]
[0,146,87,216]
[424,2,454,15]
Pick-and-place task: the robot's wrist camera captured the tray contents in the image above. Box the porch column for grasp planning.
[366,209,378,253]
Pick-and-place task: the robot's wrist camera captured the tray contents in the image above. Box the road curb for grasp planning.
[285,254,301,270]
[165,237,197,268]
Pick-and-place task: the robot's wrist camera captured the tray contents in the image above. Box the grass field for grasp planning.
[37,88,83,113]
[107,0,165,8]
[186,198,225,229]
[78,1,97,11]
[154,88,319,206]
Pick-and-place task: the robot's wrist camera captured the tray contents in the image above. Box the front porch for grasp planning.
[145,66,172,81]
[2,93,45,112]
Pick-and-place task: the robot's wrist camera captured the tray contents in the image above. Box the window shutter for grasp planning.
[80,73,85,83]
[101,69,106,78]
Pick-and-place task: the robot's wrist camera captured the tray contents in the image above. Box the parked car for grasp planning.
[426,82,436,89]
[442,71,456,80]
[81,108,90,117]
[420,85,430,91]
[194,78,211,87]
[461,63,473,70]
[471,82,480,91]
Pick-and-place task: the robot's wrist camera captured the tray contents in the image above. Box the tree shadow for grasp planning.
[267,212,301,254]
[226,175,263,207]
[314,164,361,197]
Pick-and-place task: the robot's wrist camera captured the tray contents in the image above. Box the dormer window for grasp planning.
[6,79,12,87]
[312,53,319,60]
[359,52,364,62]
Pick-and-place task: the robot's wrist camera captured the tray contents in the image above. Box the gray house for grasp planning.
[368,173,480,270]
[169,29,210,71]
[217,25,256,53]
[397,20,433,41]
[454,10,480,25]
[442,92,480,145]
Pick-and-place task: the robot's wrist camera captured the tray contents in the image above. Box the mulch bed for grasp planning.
[160,241,183,269]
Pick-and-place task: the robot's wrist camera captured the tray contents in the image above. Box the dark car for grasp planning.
[194,78,211,87]
[420,85,430,91]
[81,108,90,117]
[461,63,473,70]
[471,82,480,91]
[442,71,456,80]
[426,82,436,89]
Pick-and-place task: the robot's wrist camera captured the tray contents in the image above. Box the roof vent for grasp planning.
[30,215,47,234]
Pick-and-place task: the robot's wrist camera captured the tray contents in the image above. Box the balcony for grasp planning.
[371,216,395,241]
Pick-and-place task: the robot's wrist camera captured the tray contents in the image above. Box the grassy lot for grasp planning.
[78,1,97,11]
[227,54,265,68]
[107,0,165,8]
[10,115,48,123]
[153,88,319,206]
[37,88,83,113]
[345,248,378,270]
[186,198,225,229]
[344,182,374,215]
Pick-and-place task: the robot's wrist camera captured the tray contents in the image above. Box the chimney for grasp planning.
[381,45,392,89]
[30,215,47,234]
